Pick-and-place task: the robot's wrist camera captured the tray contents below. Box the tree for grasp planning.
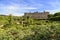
[48,12,60,21]
[48,14,54,18]
[8,14,14,25]
[54,12,60,16]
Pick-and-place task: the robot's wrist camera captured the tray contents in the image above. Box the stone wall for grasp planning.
[24,11,49,19]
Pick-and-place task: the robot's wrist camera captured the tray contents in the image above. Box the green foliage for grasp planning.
[48,14,54,18]
[48,12,60,21]
[54,12,60,16]
[0,14,59,40]
[49,16,60,21]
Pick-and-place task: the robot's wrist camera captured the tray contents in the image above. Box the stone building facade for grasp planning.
[24,11,49,19]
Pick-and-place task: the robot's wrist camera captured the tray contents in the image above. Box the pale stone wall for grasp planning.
[24,11,49,19]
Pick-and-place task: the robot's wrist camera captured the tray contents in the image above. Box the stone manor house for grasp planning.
[24,11,49,19]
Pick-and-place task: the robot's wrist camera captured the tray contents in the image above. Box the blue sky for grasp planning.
[0,0,60,16]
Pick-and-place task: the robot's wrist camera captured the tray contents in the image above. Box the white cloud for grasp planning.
[45,0,60,14]
[0,3,38,16]
[0,0,44,16]
[46,9,60,14]
[49,1,60,8]
[0,0,60,16]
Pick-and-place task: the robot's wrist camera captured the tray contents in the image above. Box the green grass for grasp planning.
[0,15,60,40]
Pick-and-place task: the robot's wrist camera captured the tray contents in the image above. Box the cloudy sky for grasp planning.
[0,0,60,16]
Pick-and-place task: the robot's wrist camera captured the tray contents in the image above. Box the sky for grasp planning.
[0,0,60,16]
